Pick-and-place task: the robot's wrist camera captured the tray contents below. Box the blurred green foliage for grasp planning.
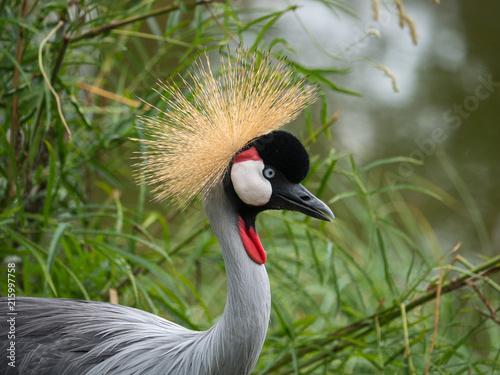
[0,0,499,374]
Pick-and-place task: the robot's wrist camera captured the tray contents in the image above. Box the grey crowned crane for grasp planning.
[1,50,333,375]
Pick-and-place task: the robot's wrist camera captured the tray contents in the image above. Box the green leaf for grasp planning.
[359,156,424,172]
[43,140,57,226]
[47,222,70,275]
[3,228,58,296]
[0,46,32,90]
[368,184,443,201]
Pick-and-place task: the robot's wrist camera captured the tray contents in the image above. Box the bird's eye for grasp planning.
[263,167,276,179]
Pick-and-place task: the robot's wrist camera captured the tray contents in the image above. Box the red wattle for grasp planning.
[238,216,267,264]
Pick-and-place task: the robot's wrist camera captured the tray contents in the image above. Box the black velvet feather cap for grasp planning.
[251,130,310,183]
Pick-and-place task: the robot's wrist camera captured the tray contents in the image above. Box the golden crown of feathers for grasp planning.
[133,49,318,205]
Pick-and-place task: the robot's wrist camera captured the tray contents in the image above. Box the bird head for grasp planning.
[134,50,333,264]
[225,130,333,264]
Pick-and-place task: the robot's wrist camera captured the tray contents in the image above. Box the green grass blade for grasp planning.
[42,140,57,226]
[47,222,70,275]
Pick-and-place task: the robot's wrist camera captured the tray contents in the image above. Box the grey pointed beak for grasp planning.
[272,182,334,221]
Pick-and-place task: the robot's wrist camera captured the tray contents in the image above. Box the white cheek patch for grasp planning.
[231,160,272,206]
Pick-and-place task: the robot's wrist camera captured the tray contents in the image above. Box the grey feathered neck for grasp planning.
[1,181,271,375]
